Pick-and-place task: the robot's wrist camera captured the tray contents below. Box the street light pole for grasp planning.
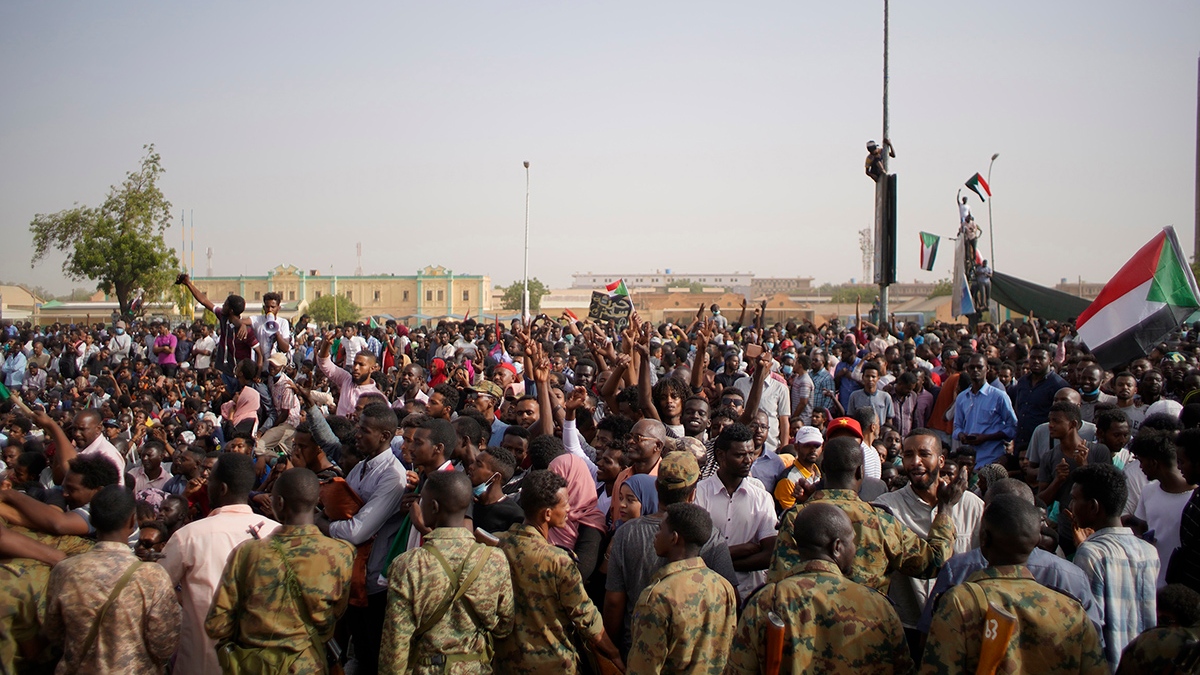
[987,152,999,319]
[878,0,890,325]
[522,161,531,321]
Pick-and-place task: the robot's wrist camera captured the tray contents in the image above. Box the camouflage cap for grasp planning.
[471,380,503,400]
[657,450,700,490]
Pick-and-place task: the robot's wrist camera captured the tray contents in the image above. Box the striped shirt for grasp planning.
[1072,526,1160,669]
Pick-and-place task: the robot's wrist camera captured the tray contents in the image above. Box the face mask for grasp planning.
[765,342,775,351]
[115,328,124,335]
[782,365,794,375]
[1079,387,1100,397]
[472,473,498,497]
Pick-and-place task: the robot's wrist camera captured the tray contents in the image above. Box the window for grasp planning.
[254,291,261,300]
[315,291,322,299]
[437,290,444,302]
[345,290,352,301]
[462,290,469,302]
[374,290,381,302]
[288,291,295,301]
[403,290,409,301]
[426,290,433,302]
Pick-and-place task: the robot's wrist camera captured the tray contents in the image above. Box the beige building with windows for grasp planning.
[191,264,491,323]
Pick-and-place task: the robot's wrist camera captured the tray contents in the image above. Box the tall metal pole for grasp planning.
[987,153,999,319]
[878,0,890,326]
[1194,54,1199,264]
[522,161,531,321]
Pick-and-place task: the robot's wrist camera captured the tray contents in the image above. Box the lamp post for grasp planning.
[522,161,531,321]
[987,152,999,318]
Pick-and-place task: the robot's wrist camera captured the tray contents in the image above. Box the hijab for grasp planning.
[547,453,606,549]
[617,474,660,528]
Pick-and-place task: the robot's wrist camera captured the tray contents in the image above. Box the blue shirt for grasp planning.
[1073,526,1161,669]
[750,447,786,493]
[489,417,510,447]
[952,384,1018,467]
[834,359,862,411]
[1009,372,1070,446]
[918,548,1103,639]
[3,351,27,388]
[809,367,835,413]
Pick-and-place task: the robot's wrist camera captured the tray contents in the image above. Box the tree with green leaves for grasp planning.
[500,278,549,313]
[306,294,361,325]
[667,279,705,293]
[29,145,180,319]
[929,278,953,297]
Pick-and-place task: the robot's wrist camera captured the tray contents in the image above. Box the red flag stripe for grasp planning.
[1077,231,1166,327]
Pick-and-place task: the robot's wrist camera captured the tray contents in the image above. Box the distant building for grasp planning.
[571,272,753,296]
[751,276,815,296]
[1055,279,1105,301]
[192,264,491,323]
[0,285,45,323]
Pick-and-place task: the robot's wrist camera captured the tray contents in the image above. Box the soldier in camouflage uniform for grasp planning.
[0,521,95,672]
[381,471,514,674]
[207,469,355,674]
[626,503,736,675]
[494,470,624,675]
[768,437,959,591]
[922,495,1107,675]
[728,502,914,675]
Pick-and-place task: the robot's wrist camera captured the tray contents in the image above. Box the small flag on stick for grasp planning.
[919,232,940,271]
[605,279,629,297]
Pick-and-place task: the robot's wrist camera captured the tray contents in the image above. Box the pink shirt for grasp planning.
[318,354,383,417]
[160,505,279,675]
[79,434,126,486]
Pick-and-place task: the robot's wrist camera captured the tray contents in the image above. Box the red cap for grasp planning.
[825,417,864,440]
[497,362,518,377]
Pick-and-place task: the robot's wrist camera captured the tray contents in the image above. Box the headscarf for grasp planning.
[617,474,660,527]
[976,463,1009,496]
[547,453,606,549]
[429,358,448,387]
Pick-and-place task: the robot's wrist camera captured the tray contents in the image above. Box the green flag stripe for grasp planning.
[1146,236,1200,307]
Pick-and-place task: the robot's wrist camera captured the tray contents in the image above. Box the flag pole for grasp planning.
[522,161,531,322]
[877,0,891,326]
[987,153,999,319]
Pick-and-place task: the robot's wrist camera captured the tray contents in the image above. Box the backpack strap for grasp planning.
[270,538,328,661]
[415,543,488,636]
[69,561,142,675]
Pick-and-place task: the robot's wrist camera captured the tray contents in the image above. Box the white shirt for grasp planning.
[251,314,292,359]
[1134,481,1191,587]
[342,335,368,364]
[873,485,984,627]
[694,475,778,598]
[861,441,882,480]
[79,434,127,486]
[959,202,971,223]
[160,505,279,675]
[192,335,216,370]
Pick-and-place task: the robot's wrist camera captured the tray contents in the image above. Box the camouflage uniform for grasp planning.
[206,524,355,675]
[768,489,954,592]
[626,557,737,675]
[921,565,1108,675]
[44,541,181,675]
[380,527,514,674]
[0,559,51,674]
[1115,626,1200,674]
[726,558,914,675]
[494,524,604,675]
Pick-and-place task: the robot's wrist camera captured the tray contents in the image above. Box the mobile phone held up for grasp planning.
[744,344,763,360]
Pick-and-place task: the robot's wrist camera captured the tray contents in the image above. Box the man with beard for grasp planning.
[874,429,984,652]
[317,328,383,417]
[1138,369,1165,408]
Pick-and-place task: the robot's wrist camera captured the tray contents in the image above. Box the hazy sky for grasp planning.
[2,1,1198,297]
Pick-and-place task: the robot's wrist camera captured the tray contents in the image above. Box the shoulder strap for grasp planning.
[414,543,489,637]
[964,581,989,621]
[270,538,326,657]
[71,561,142,675]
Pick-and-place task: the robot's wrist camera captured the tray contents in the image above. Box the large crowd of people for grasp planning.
[0,280,1198,674]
